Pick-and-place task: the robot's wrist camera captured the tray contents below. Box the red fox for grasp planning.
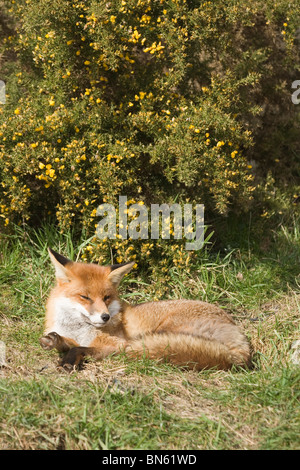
[40,248,251,370]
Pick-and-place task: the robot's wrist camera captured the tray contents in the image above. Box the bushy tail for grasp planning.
[125,333,251,370]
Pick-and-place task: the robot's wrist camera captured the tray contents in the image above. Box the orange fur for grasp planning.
[40,249,251,370]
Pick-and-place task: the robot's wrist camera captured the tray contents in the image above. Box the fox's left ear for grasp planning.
[48,247,73,281]
[107,261,135,287]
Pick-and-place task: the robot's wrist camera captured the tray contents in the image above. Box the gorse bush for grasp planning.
[0,0,299,274]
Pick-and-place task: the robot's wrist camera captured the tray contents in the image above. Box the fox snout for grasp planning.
[89,300,121,326]
[101,313,110,322]
[87,311,111,327]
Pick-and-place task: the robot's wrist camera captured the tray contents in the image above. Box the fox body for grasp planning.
[40,249,251,370]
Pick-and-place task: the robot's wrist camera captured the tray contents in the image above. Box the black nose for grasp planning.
[101,313,110,323]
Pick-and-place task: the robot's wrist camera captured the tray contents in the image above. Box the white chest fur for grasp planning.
[47,297,98,346]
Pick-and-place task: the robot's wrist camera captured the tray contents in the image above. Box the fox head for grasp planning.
[48,248,134,327]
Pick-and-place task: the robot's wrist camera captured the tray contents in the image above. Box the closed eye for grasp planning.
[80,295,92,301]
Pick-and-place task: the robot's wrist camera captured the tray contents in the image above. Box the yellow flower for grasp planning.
[14,108,20,115]
[143,41,165,54]
[39,162,45,169]
[45,31,55,39]
[132,30,141,41]
[216,141,225,147]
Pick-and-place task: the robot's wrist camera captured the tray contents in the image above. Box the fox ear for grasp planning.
[107,261,135,287]
[48,248,73,281]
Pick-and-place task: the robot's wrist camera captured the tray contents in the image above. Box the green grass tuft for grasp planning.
[0,222,299,449]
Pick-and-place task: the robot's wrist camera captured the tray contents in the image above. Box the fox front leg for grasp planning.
[59,335,128,370]
[59,346,93,370]
[40,332,79,353]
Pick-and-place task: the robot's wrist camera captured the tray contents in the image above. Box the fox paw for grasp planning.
[39,332,60,350]
[58,347,88,370]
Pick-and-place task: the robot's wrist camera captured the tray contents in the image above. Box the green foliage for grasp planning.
[0,0,299,270]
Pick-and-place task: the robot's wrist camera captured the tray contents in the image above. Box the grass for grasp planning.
[0,221,300,450]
